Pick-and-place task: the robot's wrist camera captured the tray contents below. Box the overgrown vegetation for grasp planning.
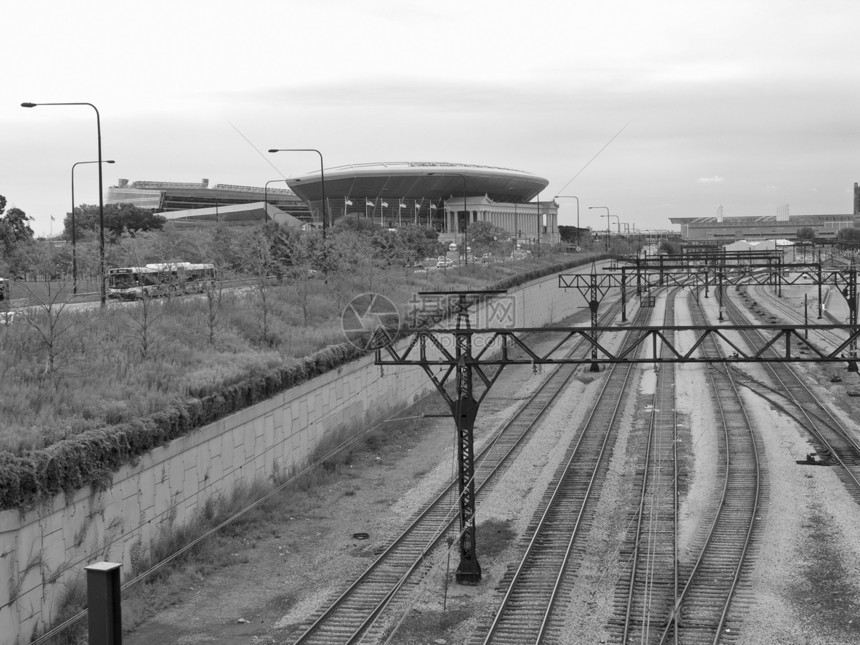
[0,208,600,510]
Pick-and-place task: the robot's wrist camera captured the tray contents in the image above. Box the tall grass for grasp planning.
[0,254,579,454]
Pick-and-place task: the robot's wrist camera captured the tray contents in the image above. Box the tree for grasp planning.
[796,227,816,242]
[465,221,511,257]
[393,225,443,263]
[0,206,35,254]
[558,225,588,246]
[329,226,380,292]
[236,228,280,346]
[14,248,85,385]
[836,227,860,249]
[66,203,166,241]
[207,222,241,274]
[658,239,683,255]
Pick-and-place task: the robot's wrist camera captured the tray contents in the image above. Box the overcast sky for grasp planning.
[3,0,859,237]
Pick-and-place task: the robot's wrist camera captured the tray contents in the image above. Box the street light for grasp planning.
[72,159,115,295]
[603,213,621,252]
[555,195,580,248]
[264,179,289,223]
[268,149,327,237]
[23,101,107,306]
[589,206,611,251]
[428,173,469,265]
[506,188,520,249]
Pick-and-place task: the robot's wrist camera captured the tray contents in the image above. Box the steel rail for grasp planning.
[290,299,628,644]
[476,298,655,643]
[727,289,860,493]
[657,292,762,644]
[619,287,680,644]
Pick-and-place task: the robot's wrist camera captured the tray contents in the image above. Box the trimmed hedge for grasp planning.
[0,255,601,511]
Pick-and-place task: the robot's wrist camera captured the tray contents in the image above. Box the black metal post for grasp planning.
[85,562,122,645]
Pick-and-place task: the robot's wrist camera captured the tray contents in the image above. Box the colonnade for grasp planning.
[440,197,560,245]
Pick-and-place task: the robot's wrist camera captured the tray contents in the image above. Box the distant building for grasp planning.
[158,202,305,229]
[723,239,794,253]
[670,183,860,244]
[106,162,562,244]
[106,178,309,225]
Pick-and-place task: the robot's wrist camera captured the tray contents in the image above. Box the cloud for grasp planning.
[697,176,724,184]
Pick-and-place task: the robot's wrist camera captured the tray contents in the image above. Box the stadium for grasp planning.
[285,161,559,245]
[107,162,561,245]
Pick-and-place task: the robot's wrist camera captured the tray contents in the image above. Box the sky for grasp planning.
[3,0,859,237]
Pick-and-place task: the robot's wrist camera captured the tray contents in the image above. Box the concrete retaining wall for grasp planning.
[0,265,592,644]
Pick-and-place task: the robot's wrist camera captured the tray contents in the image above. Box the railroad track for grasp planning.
[649,290,764,644]
[722,288,860,502]
[607,287,680,643]
[467,298,656,644]
[742,283,847,350]
[285,298,628,644]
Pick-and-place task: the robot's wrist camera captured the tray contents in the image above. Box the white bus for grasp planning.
[107,262,216,299]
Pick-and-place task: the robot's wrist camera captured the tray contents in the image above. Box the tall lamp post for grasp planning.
[268,149,327,237]
[72,159,115,294]
[264,179,289,223]
[428,173,469,265]
[589,206,610,251]
[23,101,107,306]
[507,188,519,248]
[602,213,620,252]
[555,195,580,248]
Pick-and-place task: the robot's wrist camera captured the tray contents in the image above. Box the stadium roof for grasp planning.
[160,202,304,228]
[285,162,548,204]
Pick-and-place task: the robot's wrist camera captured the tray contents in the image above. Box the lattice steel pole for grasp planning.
[847,266,857,372]
[620,266,627,322]
[451,294,481,583]
[589,271,601,372]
